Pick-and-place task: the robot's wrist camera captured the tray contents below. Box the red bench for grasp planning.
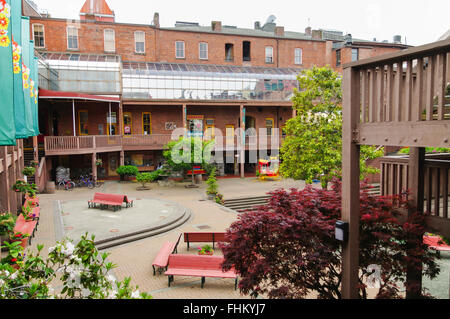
[184,232,227,250]
[14,216,38,246]
[152,233,182,275]
[165,254,238,289]
[88,193,134,212]
[424,235,450,257]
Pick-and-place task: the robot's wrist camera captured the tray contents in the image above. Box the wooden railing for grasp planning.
[45,134,283,155]
[37,156,46,194]
[380,155,450,219]
[345,38,450,148]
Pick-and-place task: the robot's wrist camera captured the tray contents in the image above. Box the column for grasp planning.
[341,67,361,299]
[406,147,425,298]
[120,151,125,167]
[9,145,17,214]
[33,135,39,189]
[0,147,11,212]
[240,105,245,178]
[118,96,124,136]
[92,152,98,182]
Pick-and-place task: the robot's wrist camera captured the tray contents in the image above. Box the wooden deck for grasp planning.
[44,134,283,155]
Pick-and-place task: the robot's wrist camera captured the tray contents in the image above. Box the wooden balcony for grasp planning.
[44,134,283,156]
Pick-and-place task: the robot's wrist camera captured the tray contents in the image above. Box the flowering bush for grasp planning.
[1,241,26,266]
[0,233,152,299]
[22,166,36,177]
[221,179,440,299]
[11,180,37,197]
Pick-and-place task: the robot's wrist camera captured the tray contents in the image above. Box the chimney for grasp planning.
[305,26,312,36]
[393,35,402,44]
[254,21,261,30]
[275,26,284,37]
[311,29,322,40]
[212,21,222,32]
[153,12,160,28]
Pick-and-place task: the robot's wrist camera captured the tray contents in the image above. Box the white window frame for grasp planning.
[175,41,185,59]
[67,26,79,50]
[104,29,115,53]
[32,24,45,48]
[265,46,273,64]
[295,48,303,65]
[134,31,145,54]
[199,42,208,60]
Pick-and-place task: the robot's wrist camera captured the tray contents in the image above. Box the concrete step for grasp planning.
[95,210,191,251]
[223,195,270,212]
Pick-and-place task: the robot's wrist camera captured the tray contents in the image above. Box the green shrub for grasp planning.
[0,213,15,236]
[116,166,139,180]
[136,170,162,188]
[22,167,36,177]
[206,169,218,196]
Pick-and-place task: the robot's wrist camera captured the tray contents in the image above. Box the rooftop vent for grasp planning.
[254,21,261,30]
[344,34,352,45]
[266,15,276,24]
[393,35,402,44]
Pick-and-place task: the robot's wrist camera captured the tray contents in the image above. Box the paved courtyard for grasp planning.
[10,177,450,299]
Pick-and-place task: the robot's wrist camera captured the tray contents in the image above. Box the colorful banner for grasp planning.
[11,0,29,139]
[0,0,16,145]
[21,16,33,136]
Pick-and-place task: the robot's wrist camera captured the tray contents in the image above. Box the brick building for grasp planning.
[29,0,409,183]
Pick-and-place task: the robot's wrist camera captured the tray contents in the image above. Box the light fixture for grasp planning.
[335,221,349,242]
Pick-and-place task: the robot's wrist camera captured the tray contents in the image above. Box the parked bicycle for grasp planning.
[57,178,76,191]
[76,174,94,189]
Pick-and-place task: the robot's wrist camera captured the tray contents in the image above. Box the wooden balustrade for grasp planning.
[380,155,450,219]
[37,156,46,193]
[347,39,450,148]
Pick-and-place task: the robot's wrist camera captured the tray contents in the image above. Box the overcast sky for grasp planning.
[31,0,449,46]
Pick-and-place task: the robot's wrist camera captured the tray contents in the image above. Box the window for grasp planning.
[134,31,145,54]
[243,41,251,61]
[205,118,215,138]
[225,43,234,61]
[295,48,302,65]
[265,118,274,136]
[104,29,115,52]
[123,112,132,135]
[336,49,341,67]
[199,42,208,60]
[78,110,88,135]
[142,112,152,135]
[33,24,45,48]
[351,48,359,62]
[265,46,273,64]
[67,26,78,50]
[175,41,185,59]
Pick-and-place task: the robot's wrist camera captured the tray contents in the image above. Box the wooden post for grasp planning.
[0,147,11,212]
[240,105,245,178]
[92,152,98,182]
[33,135,39,190]
[406,147,425,299]
[118,96,124,136]
[342,67,361,299]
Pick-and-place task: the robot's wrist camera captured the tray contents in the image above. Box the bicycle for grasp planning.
[77,174,94,189]
[57,179,75,191]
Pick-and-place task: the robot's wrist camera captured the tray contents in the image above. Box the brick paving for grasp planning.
[25,177,307,299]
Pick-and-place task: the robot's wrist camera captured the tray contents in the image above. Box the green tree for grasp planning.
[163,137,214,185]
[280,66,383,188]
[136,170,162,189]
[206,169,218,197]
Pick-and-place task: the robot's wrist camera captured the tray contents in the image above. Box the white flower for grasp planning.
[48,246,56,253]
[9,272,17,280]
[106,274,116,283]
[0,279,5,286]
[131,290,140,299]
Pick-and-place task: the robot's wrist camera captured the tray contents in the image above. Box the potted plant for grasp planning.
[197,244,214,256]
[8,232,29,250]
[21,205,37,222]
[206,170,218,200]
[11,180,37,198]
[116,165,139,182]
[1,240,25,269]
[0,213,15,250]
[95,158,103,166]
[29,160,39,168]
[214,193,225,205]
[22,166,36,177]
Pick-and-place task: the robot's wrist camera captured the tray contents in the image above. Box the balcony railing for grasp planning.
[345,38,450,148]
[380,154,450,220]
[44,134,283,155]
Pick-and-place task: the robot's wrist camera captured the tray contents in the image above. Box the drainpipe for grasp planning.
[109,102,112,135]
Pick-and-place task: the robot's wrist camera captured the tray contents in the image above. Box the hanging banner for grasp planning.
[33,56,39,135]
[21,16,33,136]
[0,0,16,145]
[11,0,29,139]
[29,39,38,136]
